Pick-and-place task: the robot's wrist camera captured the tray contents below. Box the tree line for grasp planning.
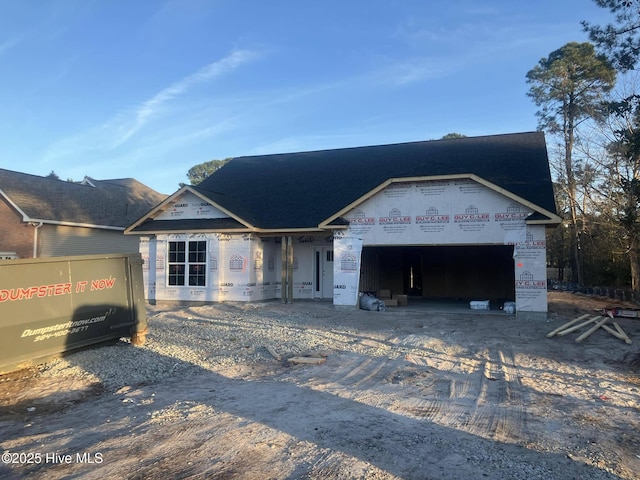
[528,0,640,292]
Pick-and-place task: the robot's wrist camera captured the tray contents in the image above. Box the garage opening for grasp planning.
[360,245,515,305]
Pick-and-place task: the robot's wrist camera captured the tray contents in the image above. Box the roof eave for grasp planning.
[126,225,344,236]
[125,185,257,234]
[0,188,31,222]
[319,173,561,228]
[127,227,252,235]
[27,219,125,230]
[255,226,345,234]
[526,218,563,226]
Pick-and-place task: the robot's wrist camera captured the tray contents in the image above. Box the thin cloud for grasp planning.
[377,57,461,86]
[41,48,261,162]
[0,36,21,56]
[116,48,261,144]
[378,15,578,88]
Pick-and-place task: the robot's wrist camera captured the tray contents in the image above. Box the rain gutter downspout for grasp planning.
[30,221,43,258]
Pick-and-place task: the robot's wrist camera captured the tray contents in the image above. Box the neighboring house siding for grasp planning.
[39,225,140,257]
[0,196,33,259]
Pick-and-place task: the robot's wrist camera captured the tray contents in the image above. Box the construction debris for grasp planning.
[265,345,281,361]
[287,356,327,365]
[599,307,640,319]
[359,293,387,311]
[547,312,632,344]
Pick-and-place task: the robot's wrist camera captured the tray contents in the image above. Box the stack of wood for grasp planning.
[547,312,632,344]
[265,345,329,365]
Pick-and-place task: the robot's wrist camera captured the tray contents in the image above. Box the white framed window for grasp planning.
[168,240,207,286]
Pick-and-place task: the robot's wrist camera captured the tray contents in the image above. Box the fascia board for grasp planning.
[468,175,562,225]
[252,227,343,234]
[31,219,124,230]
[125,187,188,233]
[125,185,257,234]
[319,174,562,228]
[0,188,32,222]
[526,218,562,225]
[125,227,252,235]
[126,226,343,236]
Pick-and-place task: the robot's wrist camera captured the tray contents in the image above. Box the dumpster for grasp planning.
[0,253,147,374]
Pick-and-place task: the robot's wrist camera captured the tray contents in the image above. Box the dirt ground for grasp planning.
[1,292,640,479]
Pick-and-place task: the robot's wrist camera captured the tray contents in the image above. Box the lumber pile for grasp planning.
[547,313,632,344]
[287,356,327,365]
[264,345,328,365]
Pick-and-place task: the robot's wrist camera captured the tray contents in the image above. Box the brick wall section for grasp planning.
[0,197,34,258]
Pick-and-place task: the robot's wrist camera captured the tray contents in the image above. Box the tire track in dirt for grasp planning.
[466,347,529,441]
[330,356,398,389]
[287,332,532,446]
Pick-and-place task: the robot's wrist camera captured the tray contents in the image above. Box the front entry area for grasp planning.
[360,245,515,304]
[313,247,334,299]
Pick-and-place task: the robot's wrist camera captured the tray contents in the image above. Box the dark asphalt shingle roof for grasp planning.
[0,170,167,228]
[190,131,557,230]
[131,218,245,232]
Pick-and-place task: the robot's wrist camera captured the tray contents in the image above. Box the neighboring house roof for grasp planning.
[0,169,167,229]
[128,131,560,234]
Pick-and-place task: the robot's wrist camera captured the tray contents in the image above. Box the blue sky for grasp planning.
[0,1,616,194]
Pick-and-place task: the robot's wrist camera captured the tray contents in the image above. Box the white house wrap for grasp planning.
[126,132,561,315]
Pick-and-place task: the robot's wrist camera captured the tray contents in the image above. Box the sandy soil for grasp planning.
[1,292,640,479]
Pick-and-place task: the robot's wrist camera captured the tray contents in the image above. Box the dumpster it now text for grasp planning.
[0,277,117,303]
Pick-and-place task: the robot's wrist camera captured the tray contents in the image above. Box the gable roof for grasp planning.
[128,131,560,234]
[201,131,558,228]
[0,170,167,229]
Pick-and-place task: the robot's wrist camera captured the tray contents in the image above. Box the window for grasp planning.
[168,242,185,286]
[188,241,206,286]
[168,241,207,286]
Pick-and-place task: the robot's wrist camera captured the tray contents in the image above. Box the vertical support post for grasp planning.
[287,236,294,303]
[281,236,287,303]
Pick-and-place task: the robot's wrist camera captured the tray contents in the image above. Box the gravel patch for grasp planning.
[3,295,638,479]
[38,301,408,390]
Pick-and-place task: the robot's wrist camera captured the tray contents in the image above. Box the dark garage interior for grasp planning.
[360,245,515,305]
